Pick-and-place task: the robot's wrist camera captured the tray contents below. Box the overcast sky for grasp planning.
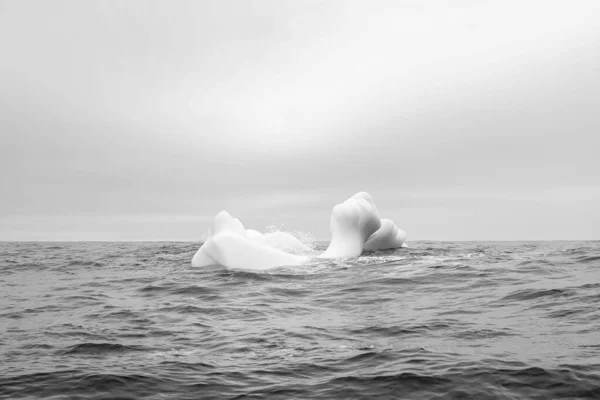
[1,0,599,241]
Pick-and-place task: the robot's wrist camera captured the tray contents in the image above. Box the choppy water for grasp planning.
[1,241,599,399]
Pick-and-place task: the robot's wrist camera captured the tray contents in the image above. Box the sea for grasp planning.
[1,241,599,399]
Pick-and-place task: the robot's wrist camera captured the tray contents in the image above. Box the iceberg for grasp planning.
[243,229,311,251]
[191,211,308,270]
[364,219,408,250]
[319,192,382,258]
[262,231,313,253]
[191,192,407,269]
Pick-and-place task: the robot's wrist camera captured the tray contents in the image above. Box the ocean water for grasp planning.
[1,241,599,400]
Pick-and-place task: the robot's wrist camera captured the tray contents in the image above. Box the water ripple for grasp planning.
[0,241,599,399]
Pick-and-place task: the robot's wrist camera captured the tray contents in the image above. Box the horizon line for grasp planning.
[1,239,598,243]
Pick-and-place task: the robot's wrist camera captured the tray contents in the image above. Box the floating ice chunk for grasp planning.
[212,211,246,236]
[263,231,312,252]
[246,229,267,244]
[246,228,312,252]
[191,210,306,269]
[364,219,407,250]
[200,232,305,270]
[191,245,216,267]
[320,192,382,258]
[191,191,408,269]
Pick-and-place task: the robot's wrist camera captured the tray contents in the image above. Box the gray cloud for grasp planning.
[1,0,599,240]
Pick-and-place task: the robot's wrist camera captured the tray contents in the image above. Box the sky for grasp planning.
[1,0,599,241]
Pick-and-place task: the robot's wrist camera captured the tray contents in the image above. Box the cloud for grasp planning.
[1,0,599,240]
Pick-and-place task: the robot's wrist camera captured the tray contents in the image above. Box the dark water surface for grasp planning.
[1,241,599,399]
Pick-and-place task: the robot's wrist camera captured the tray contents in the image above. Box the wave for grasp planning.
[58,343,152,356]
[498,288,575,302]
[576,255,600,263]
[0,371,175,399]
[169,285,219,296]
[3,241,600,400]
[2,365,598,400]
[65,260,105,267]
